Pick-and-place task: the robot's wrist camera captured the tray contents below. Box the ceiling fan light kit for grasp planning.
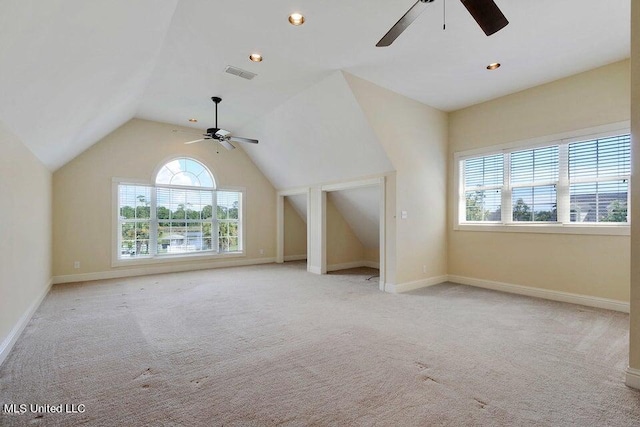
[377,0,508,47]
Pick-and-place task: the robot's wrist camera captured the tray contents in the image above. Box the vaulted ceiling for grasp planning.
[0,0,630,170]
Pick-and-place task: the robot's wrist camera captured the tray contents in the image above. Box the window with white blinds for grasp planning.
[457,132,630,228]
[510,146,558,222]
[116,158,243,260]
[462,154,503,221]
[568,135,630,223]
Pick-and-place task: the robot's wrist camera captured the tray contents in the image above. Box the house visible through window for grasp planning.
[117,158,243,260]
[458,132,630,227]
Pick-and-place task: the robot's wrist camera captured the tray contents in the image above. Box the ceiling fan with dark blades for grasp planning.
[376,0,508,47]
[182,97,258,150]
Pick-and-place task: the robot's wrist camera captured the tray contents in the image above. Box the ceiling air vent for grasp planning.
[224,65,257,80]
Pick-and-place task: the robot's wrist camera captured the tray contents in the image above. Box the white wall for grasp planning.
[52,118,277,280]
[344,73,449,287]
[0,121,52,362]
[448,60,631,302]
[239,71,393,190]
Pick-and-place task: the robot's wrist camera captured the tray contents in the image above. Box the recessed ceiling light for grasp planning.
[486,62,501,70]
[249,53,263,62]
[188,118,198,123]
[288,12,305,26]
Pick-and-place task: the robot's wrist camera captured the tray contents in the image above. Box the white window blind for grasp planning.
[568,135,630,223]
[463,154,503,221]
[457,132,631,228]
[510,146,558,222]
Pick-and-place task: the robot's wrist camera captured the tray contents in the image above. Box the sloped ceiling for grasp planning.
[238,71,393,190]
[287,195,308,223]
[0,0,630,172]
[0,0,180,170]
[328,187,380,250]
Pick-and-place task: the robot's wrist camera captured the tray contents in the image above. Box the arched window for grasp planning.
[155,157,215,188]
[116,157,242,261]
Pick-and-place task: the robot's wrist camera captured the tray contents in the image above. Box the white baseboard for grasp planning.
[284,254,307,262]
[327,260,380,272]
[448,275,630,313]
[327,261,366,272]
[363,260,380,269]
[626,367,640,390]
[0,279,53,367]
[52,258,277,285]
[385,275,448,294]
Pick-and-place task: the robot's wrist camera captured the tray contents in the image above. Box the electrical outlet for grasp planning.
[422,265,427,274]
[401,210,408,219]
[259,249,264,255]
[74,261,80,269]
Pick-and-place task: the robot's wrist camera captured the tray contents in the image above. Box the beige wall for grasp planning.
[344,73,449,285]
[0,121,52,349]
[52,118,277,279]
[448,60,631,302]
[326,194,365,267]
[283,198,307,259]
[629,2,640,373]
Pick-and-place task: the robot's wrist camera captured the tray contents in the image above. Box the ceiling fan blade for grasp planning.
[376,0,434,47]
[184,138,206,145]
[229,136,259,144]
[460,0,509,36]
[219,139,236,151]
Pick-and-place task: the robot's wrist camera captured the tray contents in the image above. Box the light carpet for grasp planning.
[1,262,639,426]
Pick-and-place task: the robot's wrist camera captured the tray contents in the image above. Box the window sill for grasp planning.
[454,223,629,236]
[112,251,245,268]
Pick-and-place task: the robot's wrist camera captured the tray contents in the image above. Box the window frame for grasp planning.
[453,122,630,236]
[111,164,246,267]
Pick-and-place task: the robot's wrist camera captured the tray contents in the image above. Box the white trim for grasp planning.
[385,275,448,294]
[284,254,307,262]
[277,187,309,197]
[625,367,640,390]
[455,223,630,236]
[308,265,322,274]
[53,257,276,285]
[448,275,629,313]
[0,279,53,367]
[321,177,384,192]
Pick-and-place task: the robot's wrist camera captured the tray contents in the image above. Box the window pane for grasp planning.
[155,157,215,188]
[512,186,557,222]
[570,180,628,223]
[569,135,630,180]
[464,154,503,188]
[217,191,240,220]
[511,146,558,184]
[120,221,150,257]
[465,190,501,221]
[119,185,151,219]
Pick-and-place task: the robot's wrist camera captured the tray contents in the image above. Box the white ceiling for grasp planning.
[0,0,630,170]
